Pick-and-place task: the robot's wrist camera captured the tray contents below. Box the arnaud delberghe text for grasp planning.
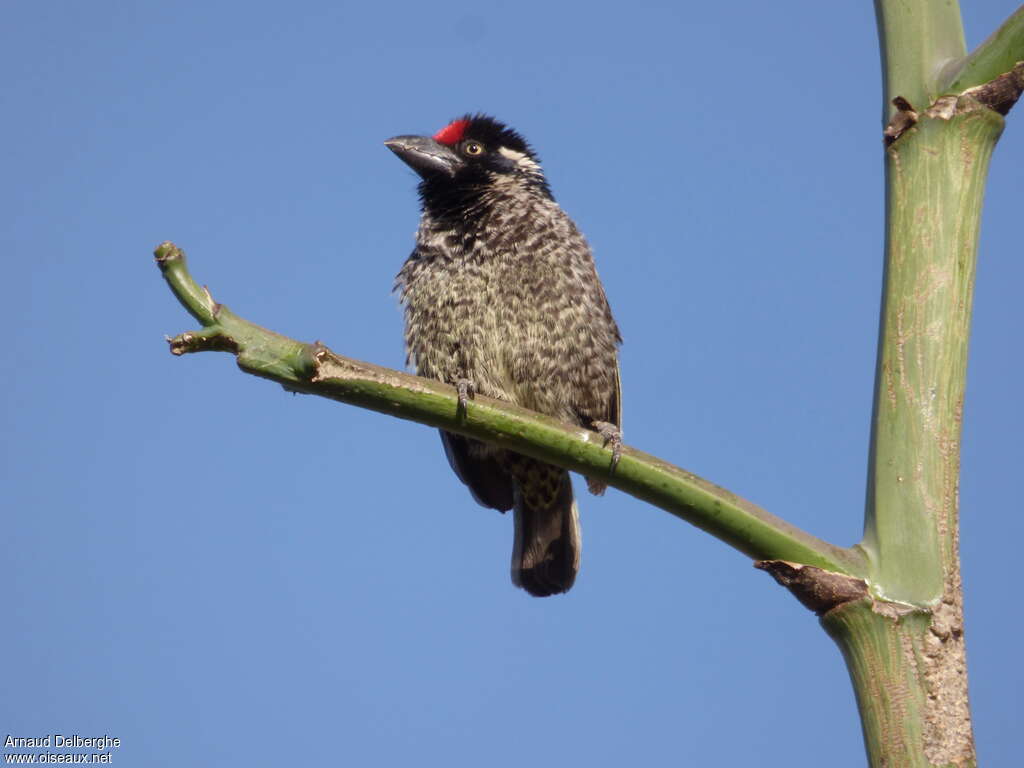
[5,735,120,750]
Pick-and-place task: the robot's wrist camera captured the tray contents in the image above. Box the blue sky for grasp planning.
[3,1,1021,765]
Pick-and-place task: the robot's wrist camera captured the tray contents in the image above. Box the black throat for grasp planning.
[418,172,553,227]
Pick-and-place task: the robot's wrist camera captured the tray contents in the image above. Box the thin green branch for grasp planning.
[155,241,864,577]
[943,5,1024,93]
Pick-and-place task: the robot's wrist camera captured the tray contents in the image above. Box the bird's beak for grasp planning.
[384,135,461,179]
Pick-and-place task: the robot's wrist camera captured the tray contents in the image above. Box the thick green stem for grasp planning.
[874,0,965,120]
[833,6,1011,764]
[823,599,973,767]
[155,242,862,576]
[842,98,1001,766]
[817,4,1021,765]
[863,101,1002,604]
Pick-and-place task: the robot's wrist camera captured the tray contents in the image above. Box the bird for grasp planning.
[385,114,621,597]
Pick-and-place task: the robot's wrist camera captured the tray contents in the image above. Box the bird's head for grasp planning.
[385,114,552,210]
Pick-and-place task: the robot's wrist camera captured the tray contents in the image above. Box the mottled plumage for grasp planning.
[386,114,621,596]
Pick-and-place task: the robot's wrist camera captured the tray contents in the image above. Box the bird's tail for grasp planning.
[506,454,580,597]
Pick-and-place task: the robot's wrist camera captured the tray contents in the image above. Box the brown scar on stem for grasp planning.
[755,560,868,616]
[884,97,919,146]
[960,61,1024,116]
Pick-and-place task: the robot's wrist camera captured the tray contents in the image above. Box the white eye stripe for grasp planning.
[497,146,540,171]
[498,147,527,162]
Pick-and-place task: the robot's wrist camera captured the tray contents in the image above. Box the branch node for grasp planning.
[167,328,239,356]
[755,560,868,616]
[201,285,223,318]
[297,341,328,380]
[884,63,1022,147]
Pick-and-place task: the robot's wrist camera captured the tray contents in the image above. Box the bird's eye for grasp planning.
[463,141,484,156]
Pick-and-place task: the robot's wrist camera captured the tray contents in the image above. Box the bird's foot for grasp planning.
[455,378,476,418]
[592,421,623,472]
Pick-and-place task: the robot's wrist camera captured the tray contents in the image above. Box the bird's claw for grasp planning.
[456,378,476,417]
[593,421,623,473]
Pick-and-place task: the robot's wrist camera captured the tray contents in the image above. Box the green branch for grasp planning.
[155,241,863,578]
[944,5,1024,93]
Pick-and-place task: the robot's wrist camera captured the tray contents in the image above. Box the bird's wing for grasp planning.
[439,431,515,511]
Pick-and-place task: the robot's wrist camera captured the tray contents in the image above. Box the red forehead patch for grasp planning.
[433,119,470,145]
